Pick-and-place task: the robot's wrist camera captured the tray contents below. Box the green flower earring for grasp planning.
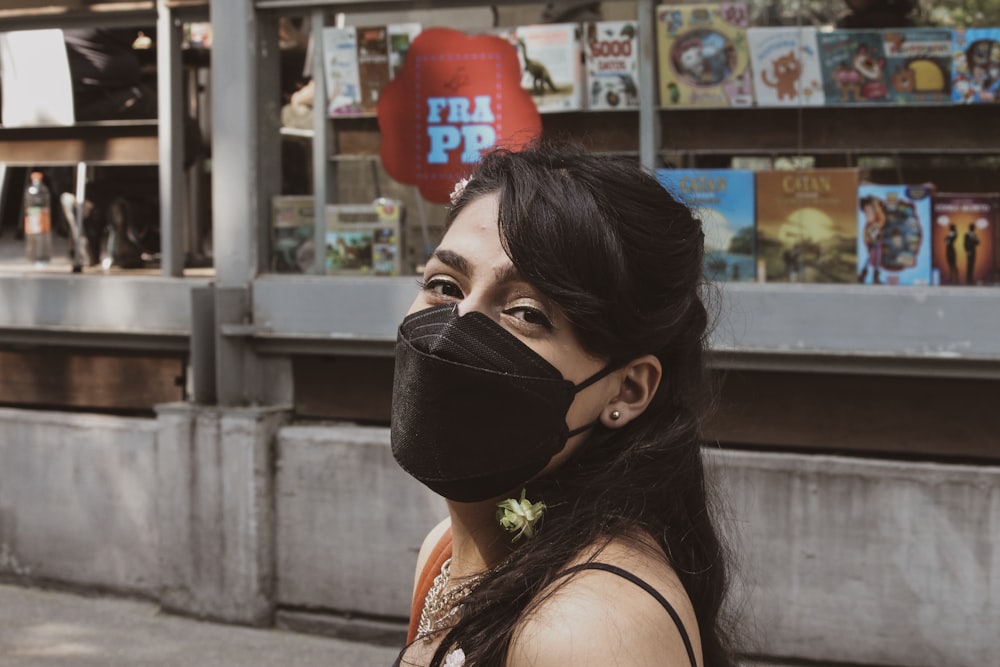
[496,489,546,542]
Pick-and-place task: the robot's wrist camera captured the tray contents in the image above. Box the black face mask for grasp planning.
[390,304,615,503]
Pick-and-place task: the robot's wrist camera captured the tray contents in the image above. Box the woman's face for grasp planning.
[408,192,615,473]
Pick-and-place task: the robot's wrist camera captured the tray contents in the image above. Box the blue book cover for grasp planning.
[857,184,933,286]
[952,27,1000,103]
[656,168,755,282]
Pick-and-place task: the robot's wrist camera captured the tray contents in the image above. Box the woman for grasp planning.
[391,143,739,667]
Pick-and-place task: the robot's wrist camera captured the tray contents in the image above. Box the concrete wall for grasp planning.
[274,424,445,617]
[709,449,999,667]
[1,409,997,666]
[0,407,159,593]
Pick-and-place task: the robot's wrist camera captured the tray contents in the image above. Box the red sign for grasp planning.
[377,28,542,204]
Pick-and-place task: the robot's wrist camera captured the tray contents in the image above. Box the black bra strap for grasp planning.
[558,562,698,667]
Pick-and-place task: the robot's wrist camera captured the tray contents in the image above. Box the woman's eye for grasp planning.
[504,306,553,330]
[421,276,464,299]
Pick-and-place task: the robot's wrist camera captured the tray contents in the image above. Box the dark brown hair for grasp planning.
[414,142,739,667]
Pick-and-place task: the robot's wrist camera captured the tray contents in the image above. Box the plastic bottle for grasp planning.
[24,171,52,265]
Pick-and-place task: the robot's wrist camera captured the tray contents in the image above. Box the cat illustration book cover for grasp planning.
[514,23,583,112]
[584,20,640,110]
[952,28,1000,103]
[931,193,997,285]
[656,169,755,282]
[881,28,951,103]
[755,169,859,283]
[656,3,753,107]
[857,184,932,286]
[747,27,823,106]
[817,30,889,104]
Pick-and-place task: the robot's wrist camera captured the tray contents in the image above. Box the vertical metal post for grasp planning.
[311,11,328,276]
[638,0,661,171]
[158,1,185,277]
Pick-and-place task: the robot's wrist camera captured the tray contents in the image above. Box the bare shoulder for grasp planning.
[411,516,452,598]
[506,536,702,667]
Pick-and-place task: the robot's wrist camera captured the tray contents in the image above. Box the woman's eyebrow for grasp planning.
[432,248,470,275]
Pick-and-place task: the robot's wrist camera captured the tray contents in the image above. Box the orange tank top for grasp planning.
[406,527,454,644]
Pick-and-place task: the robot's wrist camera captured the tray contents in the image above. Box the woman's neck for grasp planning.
[447,497,512,578]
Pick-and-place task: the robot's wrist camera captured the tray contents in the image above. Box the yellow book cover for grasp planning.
[656,3,753,107]
[755,169,860,283]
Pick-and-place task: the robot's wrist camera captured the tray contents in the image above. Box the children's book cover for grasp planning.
[817,30,890,104]
[952,28,1000,103]
[322,26,363,116]
[514,23,583,112]
[656,3,753,107]
[755,169,859,283]
[657,169,756,282]
[584,20,640,110]
[271,195,315,273]
[747,27,824,106]
[931,193,997,285]
[881,28,952,103]
[857,184,933,286]
[356,25,391,113]
[387,23,422,79]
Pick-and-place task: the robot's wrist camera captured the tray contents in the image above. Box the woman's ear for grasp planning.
[601,354,662,428]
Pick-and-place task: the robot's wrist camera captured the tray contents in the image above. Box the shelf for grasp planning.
[0,273,210,351]
[247,275,1000,378]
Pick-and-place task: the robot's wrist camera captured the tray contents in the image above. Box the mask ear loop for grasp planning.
[564,361,626,437]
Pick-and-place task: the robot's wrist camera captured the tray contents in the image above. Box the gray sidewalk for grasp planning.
[0,584,400,667]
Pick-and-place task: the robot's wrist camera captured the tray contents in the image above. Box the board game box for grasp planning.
[952,27,1000,103]
[755,169,859,283]
[857,184,933,286]
[656,168,756,282]
[747,26,824,106]
[514,23,583,112]
[656,3,753,107]
[584,20,640,110]
[931,193,997,285]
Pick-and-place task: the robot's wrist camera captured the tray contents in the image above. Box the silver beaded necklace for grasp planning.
[417,558,491,642]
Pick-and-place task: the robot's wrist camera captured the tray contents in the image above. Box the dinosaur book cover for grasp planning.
[584,20,640,110]
[931,193,997,285]
[952,28,1000,103]
[881,28,951,104]
[514,23,583,112]
[655,3,753,107]
[747,27,824,106]
[387,23,422,79]
[817,30,889,104]
[857,184,933,286]
[656,169,756,282]
[755,169,859,283]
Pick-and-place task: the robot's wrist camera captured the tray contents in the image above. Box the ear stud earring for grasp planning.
[610,410,621,421]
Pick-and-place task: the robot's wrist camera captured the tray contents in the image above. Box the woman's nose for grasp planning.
[455,290,490,319]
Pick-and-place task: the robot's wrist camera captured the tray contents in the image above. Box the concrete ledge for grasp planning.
[275,609,407,648]
[0,408,159,593]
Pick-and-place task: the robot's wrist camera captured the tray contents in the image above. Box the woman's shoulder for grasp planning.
[412,517,452,593]
[506,535,702,667]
